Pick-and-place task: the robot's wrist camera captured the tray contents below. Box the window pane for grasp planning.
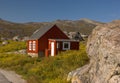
[64,43,68,48]
[63,42,70,50]
[29,41,32,50]
[33,41,36,51]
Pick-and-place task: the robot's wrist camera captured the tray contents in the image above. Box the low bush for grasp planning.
[0,40,26,53]
[0,41,89,83]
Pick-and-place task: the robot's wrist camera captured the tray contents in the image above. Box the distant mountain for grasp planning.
[0,18,104,38]
[80,18,104,25]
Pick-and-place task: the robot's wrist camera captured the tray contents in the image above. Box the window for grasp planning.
[29,41,36,51]
[57,42,60,49]
[29,41,32,50]
[63,42,70,50]
[33,41,36,51]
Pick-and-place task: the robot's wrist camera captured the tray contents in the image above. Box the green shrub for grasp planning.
[0,40,26,53]
[0,41,89,83]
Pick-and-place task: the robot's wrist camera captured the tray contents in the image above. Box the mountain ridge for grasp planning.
[0,18,104,38]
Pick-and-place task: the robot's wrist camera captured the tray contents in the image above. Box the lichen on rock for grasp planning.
[67,21,120,83]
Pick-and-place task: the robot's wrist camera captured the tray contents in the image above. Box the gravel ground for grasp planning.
[0,69,27,83]
[0,72,10,83]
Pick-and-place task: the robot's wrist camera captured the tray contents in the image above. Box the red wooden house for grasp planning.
[27,24,79,57]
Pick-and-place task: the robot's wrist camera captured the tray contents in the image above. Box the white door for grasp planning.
[51,42,54,56]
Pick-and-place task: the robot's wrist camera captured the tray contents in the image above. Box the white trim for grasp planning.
[29,41,36,51]
[51,42,55,56]
[33,41,36,51]
[29,41,32,50]
[57,42,60,49]
[49,39,79,42]
[63,42,70,50]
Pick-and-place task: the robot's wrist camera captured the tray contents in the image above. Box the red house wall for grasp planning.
[55,41,79,55]
[48,40,79,56]
[38,25,69,55]
[27,40,38,53]
[55,41,79,51]
[70,42,79,50]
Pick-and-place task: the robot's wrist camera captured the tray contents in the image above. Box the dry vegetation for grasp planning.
[0,19,97,38]
[0,41,89,83]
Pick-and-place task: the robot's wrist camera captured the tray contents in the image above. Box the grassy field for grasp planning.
[0,40,26,53]
[0,41,89,83]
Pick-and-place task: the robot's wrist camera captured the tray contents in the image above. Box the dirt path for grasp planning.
[0,69,27,83]
[0,72,10,83]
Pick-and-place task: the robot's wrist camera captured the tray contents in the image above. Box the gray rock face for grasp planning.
[7,49,26,55]
[67,21,120,83]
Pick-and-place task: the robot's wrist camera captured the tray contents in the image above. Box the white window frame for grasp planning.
[57,42,60,49]
[63,42,70,50]
[29,41,32,50]
[32,41,36,51]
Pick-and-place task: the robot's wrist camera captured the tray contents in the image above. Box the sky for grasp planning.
[0,0,120,23]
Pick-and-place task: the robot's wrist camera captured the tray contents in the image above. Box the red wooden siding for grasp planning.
[70,42,79,50]
[48,39,79,56]
[38,25,69,54]
[55,41,79,51]
[27,25,79,57]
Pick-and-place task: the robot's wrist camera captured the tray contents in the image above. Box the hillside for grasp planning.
[0,18,104,38]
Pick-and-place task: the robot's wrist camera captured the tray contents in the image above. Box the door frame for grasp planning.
[51,42,55,56]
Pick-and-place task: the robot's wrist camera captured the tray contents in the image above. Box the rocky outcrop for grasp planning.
[7,49,26,55]
[67,21,120,83]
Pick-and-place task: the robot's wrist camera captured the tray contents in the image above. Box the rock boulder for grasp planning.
[67,21,120,83]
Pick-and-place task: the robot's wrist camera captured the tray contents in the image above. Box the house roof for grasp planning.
[29,24,57,40]
[49,39,79,42]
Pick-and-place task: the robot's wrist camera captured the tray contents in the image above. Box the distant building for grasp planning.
[68,32,84,41]
[1,37,7,41]
[22,36,30,41]
[81,34,88,38]
[27,24,79,57]
[13,35,21,41]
